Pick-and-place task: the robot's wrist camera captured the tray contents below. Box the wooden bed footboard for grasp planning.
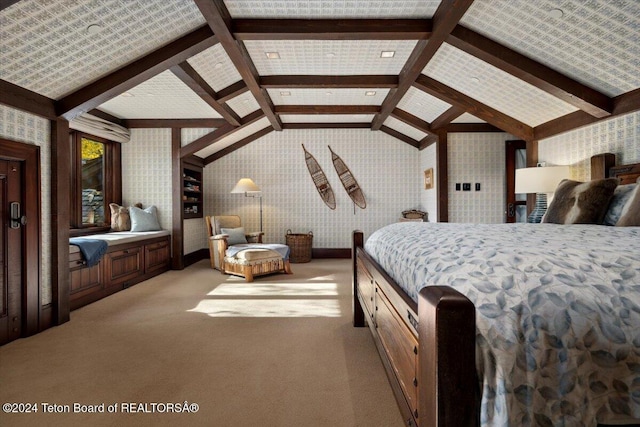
[353,230,479,427]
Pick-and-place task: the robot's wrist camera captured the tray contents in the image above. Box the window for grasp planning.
[70,132,121,233]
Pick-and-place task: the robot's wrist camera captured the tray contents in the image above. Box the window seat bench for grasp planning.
[69,230,171,310]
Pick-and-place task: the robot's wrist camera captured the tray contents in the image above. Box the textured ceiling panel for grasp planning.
[424,43,578,127]
[0,0,205,99]
[181,128,216,147]
[195,117,272,158]
[268,88,389,106]
[384,117,428,141]
[226,92,261,117]
[281,114,374,123]
[451,113,485,124]
[461,0,640,97]
[225,0,439,18]
[187,44,243,92]
[98,71,222,119]
[396,87,452,123]
[245,40,418,76]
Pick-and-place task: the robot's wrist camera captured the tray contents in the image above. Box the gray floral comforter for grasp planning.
[365,222,640,427]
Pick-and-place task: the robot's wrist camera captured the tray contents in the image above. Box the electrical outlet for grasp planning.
[455,183,461,191]
[463,183,471,191]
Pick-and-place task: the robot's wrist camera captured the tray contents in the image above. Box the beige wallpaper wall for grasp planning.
[203,129,421,248]
[539,111,640,180]
[0,105,52,305]
[447,132,516,224]
[121,129,173,231]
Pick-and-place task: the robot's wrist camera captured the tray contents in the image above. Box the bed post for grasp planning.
[417,286,479,427]
[352,230,365,327]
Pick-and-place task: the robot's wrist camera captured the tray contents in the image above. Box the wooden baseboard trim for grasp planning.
[312,248,351,259]
[183,248,209,267]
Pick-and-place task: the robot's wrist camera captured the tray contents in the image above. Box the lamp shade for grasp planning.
[515,166,570,194]
[230,178,261,193]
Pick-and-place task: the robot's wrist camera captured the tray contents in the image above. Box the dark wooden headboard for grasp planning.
[591,153,640,184]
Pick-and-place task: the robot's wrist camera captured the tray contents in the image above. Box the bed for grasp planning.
[352,155,640,427]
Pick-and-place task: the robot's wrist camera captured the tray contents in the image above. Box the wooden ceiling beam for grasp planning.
[275,105,380,115]
[371,0,476,130]
[390,108,433,134]
[419,134,439,150]
[447,25,612,118]
[56,26,218,121]
[446,123,503,132]
[194,0,282,131]
[282,123,371,129]
[233,18,431,40]
[413,74,534,140]
[204,126,274,164]
[0,79,56,119]
[124,118,227,128]
[380,125,420,149]
[170,62,241,126]
[533,88,640,140]
[216,80,249,103]
[430,106,465,130]
[0,0,20,12]
[88,109,126,127]
[260,75,399,88]
[180,110,264,157]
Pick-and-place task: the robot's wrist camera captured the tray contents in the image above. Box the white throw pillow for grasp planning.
[220,227,248,245]
[129,206,161,232]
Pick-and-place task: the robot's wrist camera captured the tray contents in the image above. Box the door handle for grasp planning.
[507,203,515,218]
[10,202,26,229]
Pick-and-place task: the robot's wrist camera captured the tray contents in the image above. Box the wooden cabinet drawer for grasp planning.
[357,263,375,319]
[145,239,170,274]
[69,251,102,297]
[104,247,142,286]
[376,287,419,416]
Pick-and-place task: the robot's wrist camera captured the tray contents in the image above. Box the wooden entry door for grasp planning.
[0,159,23,345]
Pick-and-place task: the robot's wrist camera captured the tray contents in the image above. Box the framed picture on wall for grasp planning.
[424,168,433,190]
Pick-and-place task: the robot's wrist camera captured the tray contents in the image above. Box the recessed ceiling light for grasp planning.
[214,62,223,69]
[325,91,332,96]
[470,77,480,83]
[365,91,376,96]
[280,91,291,96]
[548,8,564,19]
[86,24,102,35]
[265,52,280,59]
[120,92,134,97]
[380,51,395,58]
[242,99,250,103]
[326,52,336,58]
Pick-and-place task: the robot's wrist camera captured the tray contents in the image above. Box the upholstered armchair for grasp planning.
[205,215,263,270]
[204,215,291,282]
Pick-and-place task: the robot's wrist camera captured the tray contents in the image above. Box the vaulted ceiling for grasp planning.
[1,0,639,164]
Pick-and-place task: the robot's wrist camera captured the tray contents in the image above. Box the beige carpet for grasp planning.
[0,259,403,427]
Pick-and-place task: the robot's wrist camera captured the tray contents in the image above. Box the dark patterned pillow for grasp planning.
[603,183,637,225]
[543,178,618,224]
[616,181,640,226]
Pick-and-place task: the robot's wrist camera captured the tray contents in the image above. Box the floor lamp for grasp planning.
[231,178,263,232]
[515,166,570,223]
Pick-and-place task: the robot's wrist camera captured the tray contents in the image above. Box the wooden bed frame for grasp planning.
[352,153,640,427]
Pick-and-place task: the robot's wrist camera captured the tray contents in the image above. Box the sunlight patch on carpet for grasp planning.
[208,282,339,296]
[188,299,341,317]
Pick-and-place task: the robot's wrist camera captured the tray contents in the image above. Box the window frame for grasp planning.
[69,131,121,236]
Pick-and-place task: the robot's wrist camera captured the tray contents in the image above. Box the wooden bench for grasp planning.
[69,231,171,310]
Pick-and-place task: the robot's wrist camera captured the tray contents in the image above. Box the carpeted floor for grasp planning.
[0,259,403,427]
